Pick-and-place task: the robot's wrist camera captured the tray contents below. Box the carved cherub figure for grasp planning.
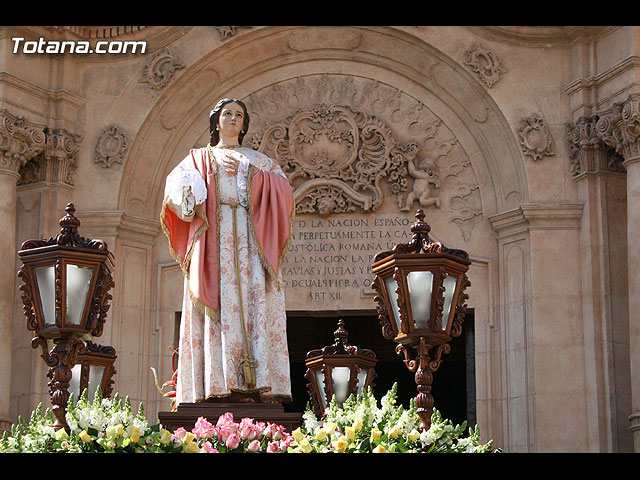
[400,154,440,211]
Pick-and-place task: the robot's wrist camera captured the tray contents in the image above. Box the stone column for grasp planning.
[596,94,640,451]
[0,110,46,433]
[566,116,631,451]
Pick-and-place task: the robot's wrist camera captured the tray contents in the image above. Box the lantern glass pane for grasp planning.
[407,270,434,328]
[35,265,56,325]
[88,365,105,399]
[356,368,368,396]
[315,370,327,410]
[332,367,351,406]
[70,363,82,397]
[441,275,458,330]
[383,276,401,327]
[66,264,94,325]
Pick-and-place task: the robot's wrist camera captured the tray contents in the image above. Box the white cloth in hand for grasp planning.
[166,166,207,217]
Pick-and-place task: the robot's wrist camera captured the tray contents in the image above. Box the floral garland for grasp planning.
[0,385,497,453]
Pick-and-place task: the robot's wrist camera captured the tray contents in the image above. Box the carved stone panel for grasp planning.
[202,74,484,310]
[464,43,507,88]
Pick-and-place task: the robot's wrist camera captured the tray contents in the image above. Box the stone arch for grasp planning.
[118,26,528,222]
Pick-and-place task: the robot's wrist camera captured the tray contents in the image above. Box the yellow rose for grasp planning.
[408,429,420,442]
[299,439,313,453]
[323,422,336,435]
[315,427,327,442]
[106,425,117,439]
[115,424,125,437]
[335,439,348,453]
[373,444,387,453]
[345,426,356,441]
[159,429,172,445]
[184,441,200,453]
[388,425,402,439]
[128,426,141,443]
[79,430,92,443]
[184,431,196,443]
[370,428,382,443]
[292,427,305,442]
[352,417,363,431]
[55,428,68,441]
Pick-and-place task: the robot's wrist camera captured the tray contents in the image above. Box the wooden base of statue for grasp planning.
[158,399,302,433]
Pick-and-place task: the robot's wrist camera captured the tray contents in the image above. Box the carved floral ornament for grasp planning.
[517,114,555,161]
[235,75,483,240]
[94,125,128,168]
[463,43,506,88]
[140,48,185,90]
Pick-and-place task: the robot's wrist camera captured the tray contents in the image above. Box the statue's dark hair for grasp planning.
[208,98,250,146]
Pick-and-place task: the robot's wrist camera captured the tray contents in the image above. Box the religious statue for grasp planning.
[161,98,295,405]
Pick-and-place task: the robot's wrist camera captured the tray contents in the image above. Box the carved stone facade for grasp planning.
[1,25,639,454]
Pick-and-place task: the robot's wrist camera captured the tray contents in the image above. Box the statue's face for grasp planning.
[217,102,245,140]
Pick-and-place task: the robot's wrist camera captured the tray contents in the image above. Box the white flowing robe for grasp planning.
[164,146,292,404]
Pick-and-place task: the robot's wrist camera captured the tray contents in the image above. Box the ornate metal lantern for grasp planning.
[304,319,377,418]
[70,341,117,400]
[371,209,471,430]
[17,203,115,431]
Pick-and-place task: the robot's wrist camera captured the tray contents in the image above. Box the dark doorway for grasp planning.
[284,310,476,427]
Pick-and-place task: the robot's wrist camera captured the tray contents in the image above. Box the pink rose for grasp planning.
[201,441,219,453]
[192,417,216,439]
[267,441,281,453]
[172,427,187,440]
[247,439,261,452]
[218,425,236,443]
[226,433,240,450]
[269,423,286,441]
[216,412,235,427]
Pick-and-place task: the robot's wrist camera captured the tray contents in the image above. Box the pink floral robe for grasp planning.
[161,146,294,405]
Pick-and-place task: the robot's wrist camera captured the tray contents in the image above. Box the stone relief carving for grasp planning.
[399,150,441,211]
[19,128,82,185]
[596,93,640,161]
[517,114,554,161]
[140,48,185,90]
[464,43,506,88]
[213,26,251,40]
[247,102,413,215]
[215,75,483,240]
[565,115,624,177]
[0,109,47,174]
[94,125,128,168]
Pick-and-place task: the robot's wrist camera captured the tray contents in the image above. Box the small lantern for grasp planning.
[372,209,471,430]
[69,341,117,400]
[304,319,377,418]
[17,203,115,430]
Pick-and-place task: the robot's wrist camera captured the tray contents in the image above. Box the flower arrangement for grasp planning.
[0,387,293,453]
[287,383,496,453]
[0,384,496,453]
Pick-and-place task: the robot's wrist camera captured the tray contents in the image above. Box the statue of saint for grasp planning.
[161,98,294,404]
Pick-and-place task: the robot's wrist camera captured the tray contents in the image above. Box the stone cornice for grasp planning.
[489,203,584,239]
